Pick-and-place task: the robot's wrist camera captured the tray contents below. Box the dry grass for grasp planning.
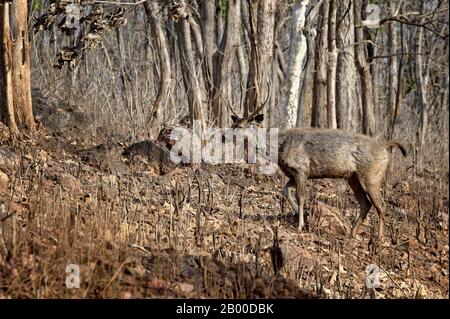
[0,124,448,299]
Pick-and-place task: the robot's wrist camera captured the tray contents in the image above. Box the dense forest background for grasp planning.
[24,0,449,170]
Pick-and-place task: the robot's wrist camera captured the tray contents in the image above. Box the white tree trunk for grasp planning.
[281,0,309,128]
[326,0,337,129]
[415,22,429,147]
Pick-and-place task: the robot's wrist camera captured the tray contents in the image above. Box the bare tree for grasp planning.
[144,0,171,139]
[387,1,399,131]
[200,0,215,105]
[415,18,429,147]
[236,0,248,93]
[211,0,240,127]
[296,26,316,127]
[353,0,375,136]
[0,0,35,134]
[385,1,409,143]
[257,0,275,123]
[326,0,337,128]
[296,0,322,127]
[311,0,328,128]
[280,0,309,128]
[174,0,206,130]
[336,0,357,131]
[244,0,260,119]
[244,0,275,123]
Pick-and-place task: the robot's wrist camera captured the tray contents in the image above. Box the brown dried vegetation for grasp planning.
[0,95,448,299]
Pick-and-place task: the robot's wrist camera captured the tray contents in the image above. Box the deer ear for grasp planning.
[254,113,264,123]
[231,115,239,123]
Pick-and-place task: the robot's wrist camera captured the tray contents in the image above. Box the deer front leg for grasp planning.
[295,174,307,232]
[283,179,298,214]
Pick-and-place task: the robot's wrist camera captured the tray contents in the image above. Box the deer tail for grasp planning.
[384,141,407,157]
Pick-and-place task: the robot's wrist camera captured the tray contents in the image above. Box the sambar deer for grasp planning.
[278,128,406,241]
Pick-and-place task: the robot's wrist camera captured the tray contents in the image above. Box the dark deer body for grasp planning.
[278,128,406,240]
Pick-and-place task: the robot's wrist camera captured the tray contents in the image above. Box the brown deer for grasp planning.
[228,101,406,241]
[278,128,406,241]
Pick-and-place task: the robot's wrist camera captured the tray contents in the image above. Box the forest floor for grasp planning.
[0,93,448,299]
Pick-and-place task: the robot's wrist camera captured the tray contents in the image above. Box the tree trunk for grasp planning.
[387,2,399,138]
[280,0,309,128]
[116,28,135,128]
[177,1,206,130]
[144,0,171,139]
[236,37,248,96]
[211,0,239,127]
[215,0,224,46]
[336,0,357,131]
[370,31,380,132]
[388,20,405,141]
[326,0,337,129]
[353,0,375,136]
[0,0,35,133]
[256,0,275,124]
[311,0,328,128]
[244,0,259,119]
[268,5,284,127]
[244,0,275,123]
[296,27,316,127]
[200,0,216,105]
[0,2,16,132]
[415,20,429,147]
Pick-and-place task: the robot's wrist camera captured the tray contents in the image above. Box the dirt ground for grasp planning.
[0,96,448,299]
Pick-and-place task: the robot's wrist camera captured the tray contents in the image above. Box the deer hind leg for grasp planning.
[365,182,386,242]
[348,174,372,237]
[363,160,388,242]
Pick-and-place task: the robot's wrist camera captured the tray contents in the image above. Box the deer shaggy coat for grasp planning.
[277,128,406,240]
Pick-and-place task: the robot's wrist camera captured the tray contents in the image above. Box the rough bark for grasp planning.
[200,0,216,104]
[211,0,240,127]
[215,0,224,46]
[387,3,398,134]
[370,31,380,132]
[311,0,328,128]
[144,0,171,139]
[256,0,275,123]
[296,1,322,128]
[244,0,275,123]
[268,5,284,127]
[244,0,259,119]
[336,0,357,131]
[353,0,375,136]
[189,18,204,59]
[177,1,206,130]
[0,3,16,132]
[296,27,316,128]
[0,0,35,133]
